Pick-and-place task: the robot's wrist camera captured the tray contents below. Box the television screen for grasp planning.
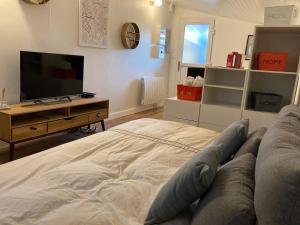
[20,51,84,101]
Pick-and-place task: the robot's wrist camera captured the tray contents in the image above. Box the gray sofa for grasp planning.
[255,105,300,225]
[146,105,300,225]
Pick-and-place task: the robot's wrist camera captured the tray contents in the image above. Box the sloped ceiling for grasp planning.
[173,0,300,23]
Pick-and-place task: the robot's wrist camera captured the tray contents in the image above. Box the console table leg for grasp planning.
[9,143,15,161]
[101,120,106,131]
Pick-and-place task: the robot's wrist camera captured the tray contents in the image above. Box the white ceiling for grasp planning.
[173,0,300,23]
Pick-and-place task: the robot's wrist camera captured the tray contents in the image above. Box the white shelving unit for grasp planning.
[199,67,247,131]
[164,66,299,131]
[243,26,300,131]
[164,26,300,132]
[165,67,298,131]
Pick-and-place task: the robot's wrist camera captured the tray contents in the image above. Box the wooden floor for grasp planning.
[0,108,163,164]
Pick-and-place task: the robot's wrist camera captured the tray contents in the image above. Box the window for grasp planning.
[182,24,210,65]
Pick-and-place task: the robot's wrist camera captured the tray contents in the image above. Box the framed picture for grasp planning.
[79,0,109,48]
[245,35,254,60]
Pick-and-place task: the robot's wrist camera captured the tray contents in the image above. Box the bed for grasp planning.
[0,119,218,225]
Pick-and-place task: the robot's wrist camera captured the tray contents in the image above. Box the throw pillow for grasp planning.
[144,145,221,225]
[192,154,256,225]
[234,127,267,158]
[212,119,249,163]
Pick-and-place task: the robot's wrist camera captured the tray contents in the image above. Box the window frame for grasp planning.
[179,17,215,67]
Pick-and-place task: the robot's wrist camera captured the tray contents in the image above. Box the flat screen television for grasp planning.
[20,51,84,101]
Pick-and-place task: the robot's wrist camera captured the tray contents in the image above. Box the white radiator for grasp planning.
[141,76,165,105]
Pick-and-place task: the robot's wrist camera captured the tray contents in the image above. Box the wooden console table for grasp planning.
[0,97,109,161]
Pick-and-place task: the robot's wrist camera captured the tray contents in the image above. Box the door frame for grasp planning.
[176,17,215,83]
[295,61,300,106]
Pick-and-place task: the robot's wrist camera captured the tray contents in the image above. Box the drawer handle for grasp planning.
[64,117,75,121]
[30,127,38,131]
[96,113,101,119]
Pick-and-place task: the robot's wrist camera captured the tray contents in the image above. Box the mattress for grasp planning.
[0,119,218,225]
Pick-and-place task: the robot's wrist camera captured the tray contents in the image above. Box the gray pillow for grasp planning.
[158,209,192,225]
[212,119,249,163]
[192,154,256,225]
[255,105,300,225]
[234,127,267,158]
[144,145,221,225]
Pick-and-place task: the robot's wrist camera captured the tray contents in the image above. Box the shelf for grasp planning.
[250,27,300,72]
[2,98,108,116]
[206,66,247,72]
[204,84,244,91]
[203,87,243,108]
[168,97,201,103]
[244,108,278,115]
[203,103,241,110]
[70,102,109,116]
[12,115,48,128]
[205,67,246,89]
[10,100,110,128]
[11,109,68,128]
[181,63,205,68]
[246,71,297,109]
[249,69,297,75]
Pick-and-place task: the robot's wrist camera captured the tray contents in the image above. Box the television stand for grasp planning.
[0,97,109,161]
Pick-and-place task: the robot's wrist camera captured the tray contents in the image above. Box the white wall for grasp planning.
[168,7,258,96]
[0,0,172,117]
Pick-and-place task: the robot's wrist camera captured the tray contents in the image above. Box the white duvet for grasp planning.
[0,119,218,225]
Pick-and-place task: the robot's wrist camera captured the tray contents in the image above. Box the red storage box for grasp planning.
[258,52,288,71]
[177,85,203,101]
[227,52,242,68]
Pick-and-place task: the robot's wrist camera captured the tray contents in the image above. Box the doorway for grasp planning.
[168,17,215,96]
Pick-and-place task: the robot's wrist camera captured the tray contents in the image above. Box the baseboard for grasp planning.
[108,104,163,120]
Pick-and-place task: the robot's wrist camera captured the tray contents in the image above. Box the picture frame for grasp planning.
[245,35,254,60]
[79,0,109,48]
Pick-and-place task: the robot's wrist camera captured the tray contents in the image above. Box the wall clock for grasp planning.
[22,0,50,4]
[121,23,140,49]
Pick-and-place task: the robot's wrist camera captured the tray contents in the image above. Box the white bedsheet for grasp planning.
[0,119,218,225]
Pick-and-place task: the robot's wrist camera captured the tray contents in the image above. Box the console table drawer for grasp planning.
[48,115,89,133]
[12,123,47,141]
[89,109,108,123]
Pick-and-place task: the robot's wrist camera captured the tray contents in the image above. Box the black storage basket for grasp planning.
[251,92,283,113]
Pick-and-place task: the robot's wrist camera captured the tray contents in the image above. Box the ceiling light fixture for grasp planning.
[150,0,163,7]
